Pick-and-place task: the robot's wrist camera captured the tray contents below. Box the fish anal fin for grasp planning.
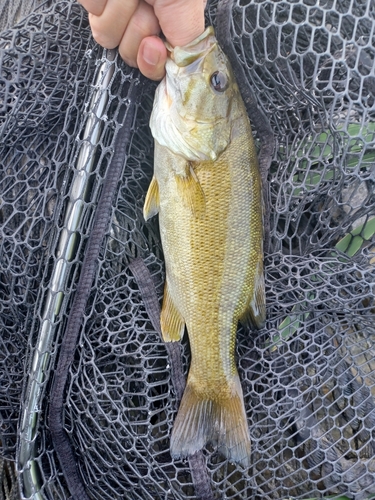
[175,164,205,219]
[143,176,160,221]
[160,284,185,342]
[170,374,251,467]
[240,260,266,330]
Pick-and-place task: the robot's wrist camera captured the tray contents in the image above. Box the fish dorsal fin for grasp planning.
[143,176,160,221]
[240,260,266,330]
[175,163,206,219]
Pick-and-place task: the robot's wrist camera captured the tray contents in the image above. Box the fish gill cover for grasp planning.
[0,0,375,499]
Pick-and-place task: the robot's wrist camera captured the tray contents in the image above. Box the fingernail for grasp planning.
[142,43,161,66]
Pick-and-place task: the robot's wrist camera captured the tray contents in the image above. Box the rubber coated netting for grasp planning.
[1,0,375,499]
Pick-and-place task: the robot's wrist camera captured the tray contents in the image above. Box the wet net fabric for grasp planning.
[0,0,375,499]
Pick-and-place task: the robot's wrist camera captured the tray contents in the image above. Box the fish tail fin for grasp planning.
[170,374,251,467]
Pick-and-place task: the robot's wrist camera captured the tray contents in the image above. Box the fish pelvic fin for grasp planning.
[170,374,251,467]
[175,163,206,219]
[160,282,185,342]
[143,176,160,221]
[240,260,266,330]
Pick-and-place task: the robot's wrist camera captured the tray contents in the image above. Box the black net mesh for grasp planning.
[1,0,375,499]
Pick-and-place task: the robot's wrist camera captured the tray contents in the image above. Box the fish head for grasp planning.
[150,27,244,162]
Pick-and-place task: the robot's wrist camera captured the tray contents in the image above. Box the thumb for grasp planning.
[137,36,167,81]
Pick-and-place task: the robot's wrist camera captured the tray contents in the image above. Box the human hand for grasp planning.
[78,0,206,80]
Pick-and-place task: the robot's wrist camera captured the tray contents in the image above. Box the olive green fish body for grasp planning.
[144,27,265,465]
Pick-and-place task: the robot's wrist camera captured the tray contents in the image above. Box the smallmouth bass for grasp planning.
[144,26,265,466]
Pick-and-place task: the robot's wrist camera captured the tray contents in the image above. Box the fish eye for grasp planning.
[210,71,228,92]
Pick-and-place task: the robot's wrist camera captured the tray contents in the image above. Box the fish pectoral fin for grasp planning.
[170,375,251,467]
[143,176,160,221]
[175,164,206,219]
[240,260,266,330]
[160,283,185,342]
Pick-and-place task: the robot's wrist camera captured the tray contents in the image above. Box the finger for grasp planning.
[89,0,139,49]
[118,1,160,68]
[77,0,107,17]
[137,36,167,80]
[149,0,206,47]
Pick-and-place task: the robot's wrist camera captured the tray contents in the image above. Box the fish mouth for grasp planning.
[192,117,224,125]
[166,26,216,68]
[177,114,229,129]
